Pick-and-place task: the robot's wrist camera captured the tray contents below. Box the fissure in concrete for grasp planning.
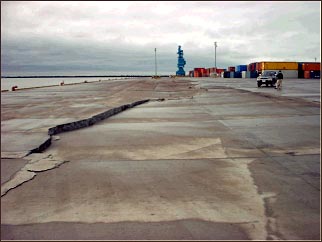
[1,99,153,197]
[29,99,151,155]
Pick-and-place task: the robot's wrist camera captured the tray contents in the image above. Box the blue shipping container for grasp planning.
[236,65,247,72]
[310,70,320,79]
[223,71,230,78]
[234,71,242,78]
[250,71,257,78]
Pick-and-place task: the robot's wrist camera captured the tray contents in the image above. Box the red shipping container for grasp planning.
[216,68,225,74]
[302,63,320,71]
[248,63,256,72]
[304,71,311,79]
[256,62,262,71]
[228,66,235,72]
[194,71,200,77]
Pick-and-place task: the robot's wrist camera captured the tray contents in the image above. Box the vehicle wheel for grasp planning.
[265,82,269,87]
[257,81,262,87]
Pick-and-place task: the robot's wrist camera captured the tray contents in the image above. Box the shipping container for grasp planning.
[236,65,247,72]
[304,71,310,79]
[194,71,200,77]
[247,63,253,72]
[251,71,258,78]
[228,67,235,72]
[298,70,304,78]
[302,63,320,71]
[194,68,205,71]
[262,69,298,79]
[256,62,262,71]
[209,68,225,74]
[298,62,303,71]
[248,63,257,72]
[208,67,216,73]
[261,62,298,70]
[242,71,257,78]
[223,71,230,78]
[310,70,320,79]
[234,71,242,78]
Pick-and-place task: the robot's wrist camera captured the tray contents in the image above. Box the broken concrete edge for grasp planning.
[26,99,160,156]
[26,160,70,173]
[47,99,150,136]
[1,158,69,197]
[1,172,37,197]
[1,98,167,197]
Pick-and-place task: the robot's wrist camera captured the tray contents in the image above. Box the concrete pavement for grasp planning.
[1,77,320,240]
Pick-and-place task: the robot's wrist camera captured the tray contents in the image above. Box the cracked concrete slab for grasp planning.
[1,77,320,240]
[1,153,68,197]
[1,158,29,184]
[1,132,49,153]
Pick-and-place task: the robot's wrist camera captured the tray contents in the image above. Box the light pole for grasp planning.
[214,42,217,69]
[154,48,157,76]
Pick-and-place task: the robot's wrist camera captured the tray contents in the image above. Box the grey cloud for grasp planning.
[1,1,320,76]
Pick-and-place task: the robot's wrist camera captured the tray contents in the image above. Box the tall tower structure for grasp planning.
[176,45,186,76]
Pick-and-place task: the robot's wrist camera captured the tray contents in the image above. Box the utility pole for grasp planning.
[214,42,217,69]
[315,57,316,62]
[154,48,157,76]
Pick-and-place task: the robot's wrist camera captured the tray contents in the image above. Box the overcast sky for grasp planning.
[1,1,321,76]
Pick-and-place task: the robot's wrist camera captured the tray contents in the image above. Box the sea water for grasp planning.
[0,77,128,91]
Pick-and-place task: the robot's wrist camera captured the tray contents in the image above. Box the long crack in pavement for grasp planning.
[1,78,320,240]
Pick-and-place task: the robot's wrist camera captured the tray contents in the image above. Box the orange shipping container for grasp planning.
[304,71,311,79]
[302,63,320,71]
[261,62,298,70]
[194,71,200,77]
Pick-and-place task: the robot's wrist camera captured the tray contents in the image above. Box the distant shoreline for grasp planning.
[1,75,170,78]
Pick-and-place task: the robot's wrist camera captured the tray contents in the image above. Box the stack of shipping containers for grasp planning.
[243,63,258,78]
[193,68,207,77]
[259,62,298,78]
[234,65,246,78]
[300,63,320,79]
[209,68,226,77]
[188,61,319,79]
